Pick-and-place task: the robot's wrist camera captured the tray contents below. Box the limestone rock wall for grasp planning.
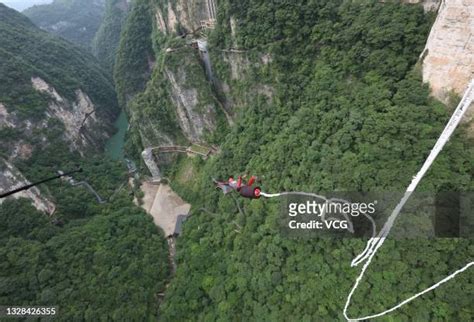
[421,0,474,101]
[32,77,109,152]
[154,0,211,34]
[0,76,115,214]
[0,159,56,215]
[164,67,216,143]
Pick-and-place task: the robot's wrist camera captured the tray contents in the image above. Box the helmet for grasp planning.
[254,187,261,198]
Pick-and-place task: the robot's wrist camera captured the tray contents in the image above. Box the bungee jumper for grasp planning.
[213,175,261,199]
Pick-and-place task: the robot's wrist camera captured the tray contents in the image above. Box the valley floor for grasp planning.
[137,182,190,237]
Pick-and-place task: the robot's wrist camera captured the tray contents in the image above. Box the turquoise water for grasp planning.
[105,110,128,161]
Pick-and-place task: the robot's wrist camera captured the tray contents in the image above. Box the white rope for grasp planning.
[260,191,328,200]
[354,79,474,265]
[261,79,474,320]
[260,191,358,234]
[343,79,474,320]
[344,251,473,321]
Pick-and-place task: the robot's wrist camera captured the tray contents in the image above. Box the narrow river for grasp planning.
[105,109,128,160]
[106,109,187,283]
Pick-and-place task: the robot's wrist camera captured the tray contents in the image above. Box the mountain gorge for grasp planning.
[23,0,130,72]
[113,0,473,320]
[0,3,169,320]
[0,0,473,320]
[23,0,106,49]
[0,3,118,200]
[93,0,131,72]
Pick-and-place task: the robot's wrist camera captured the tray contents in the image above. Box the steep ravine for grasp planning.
[112,1,474,315]
[0,3,119,213]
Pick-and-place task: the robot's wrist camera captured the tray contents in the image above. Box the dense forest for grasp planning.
[151,0,473,320]
[92,0,130,73]
[1,0,473,320]
[0,190,170,319]
[0,4,116,119]
[0,3,170,319]
[23,0,106,50]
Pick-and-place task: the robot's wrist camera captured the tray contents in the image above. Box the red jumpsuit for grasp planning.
[228,176,260,199]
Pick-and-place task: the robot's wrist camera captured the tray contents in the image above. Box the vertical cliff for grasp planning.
[0,160,55,215]
[92,0,131,73]
[421,0,474,100]
[153,0,213,34]
[399,0,441,12]
[117,0,222,153]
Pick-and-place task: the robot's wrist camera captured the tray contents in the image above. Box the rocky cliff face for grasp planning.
[124,35,218,148]
[32,77,108,153]
[121,0,220,151]
[0,103,15,129]
[1,3,118,214]
[127,0,277,152]
[154,0,211,34]
[165,66,216,142]
[421,0,473,100]
[2,77,113,160]
[1,77,112,213]
[0,159,55,215]
[420,0,474,133]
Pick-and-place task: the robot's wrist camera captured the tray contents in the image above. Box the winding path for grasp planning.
[68,179,106,204]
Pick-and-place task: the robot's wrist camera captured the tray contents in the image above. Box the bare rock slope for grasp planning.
[422,0,474,100]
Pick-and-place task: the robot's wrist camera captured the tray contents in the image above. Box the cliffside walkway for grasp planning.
[200,0,217,30]
[142,144,217,182]
[69,179,106,204]
[148,145,213,157]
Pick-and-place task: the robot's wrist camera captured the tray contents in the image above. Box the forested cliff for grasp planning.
[24,0,130,72]
[0,3,118,189]
[23,0,107,50]
[0,0,472,320]
[0,4,169,320]
[93,0,131,73]
[113,0,473,320]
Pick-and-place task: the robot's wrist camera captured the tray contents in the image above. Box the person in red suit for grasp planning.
[214,175,261,199]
